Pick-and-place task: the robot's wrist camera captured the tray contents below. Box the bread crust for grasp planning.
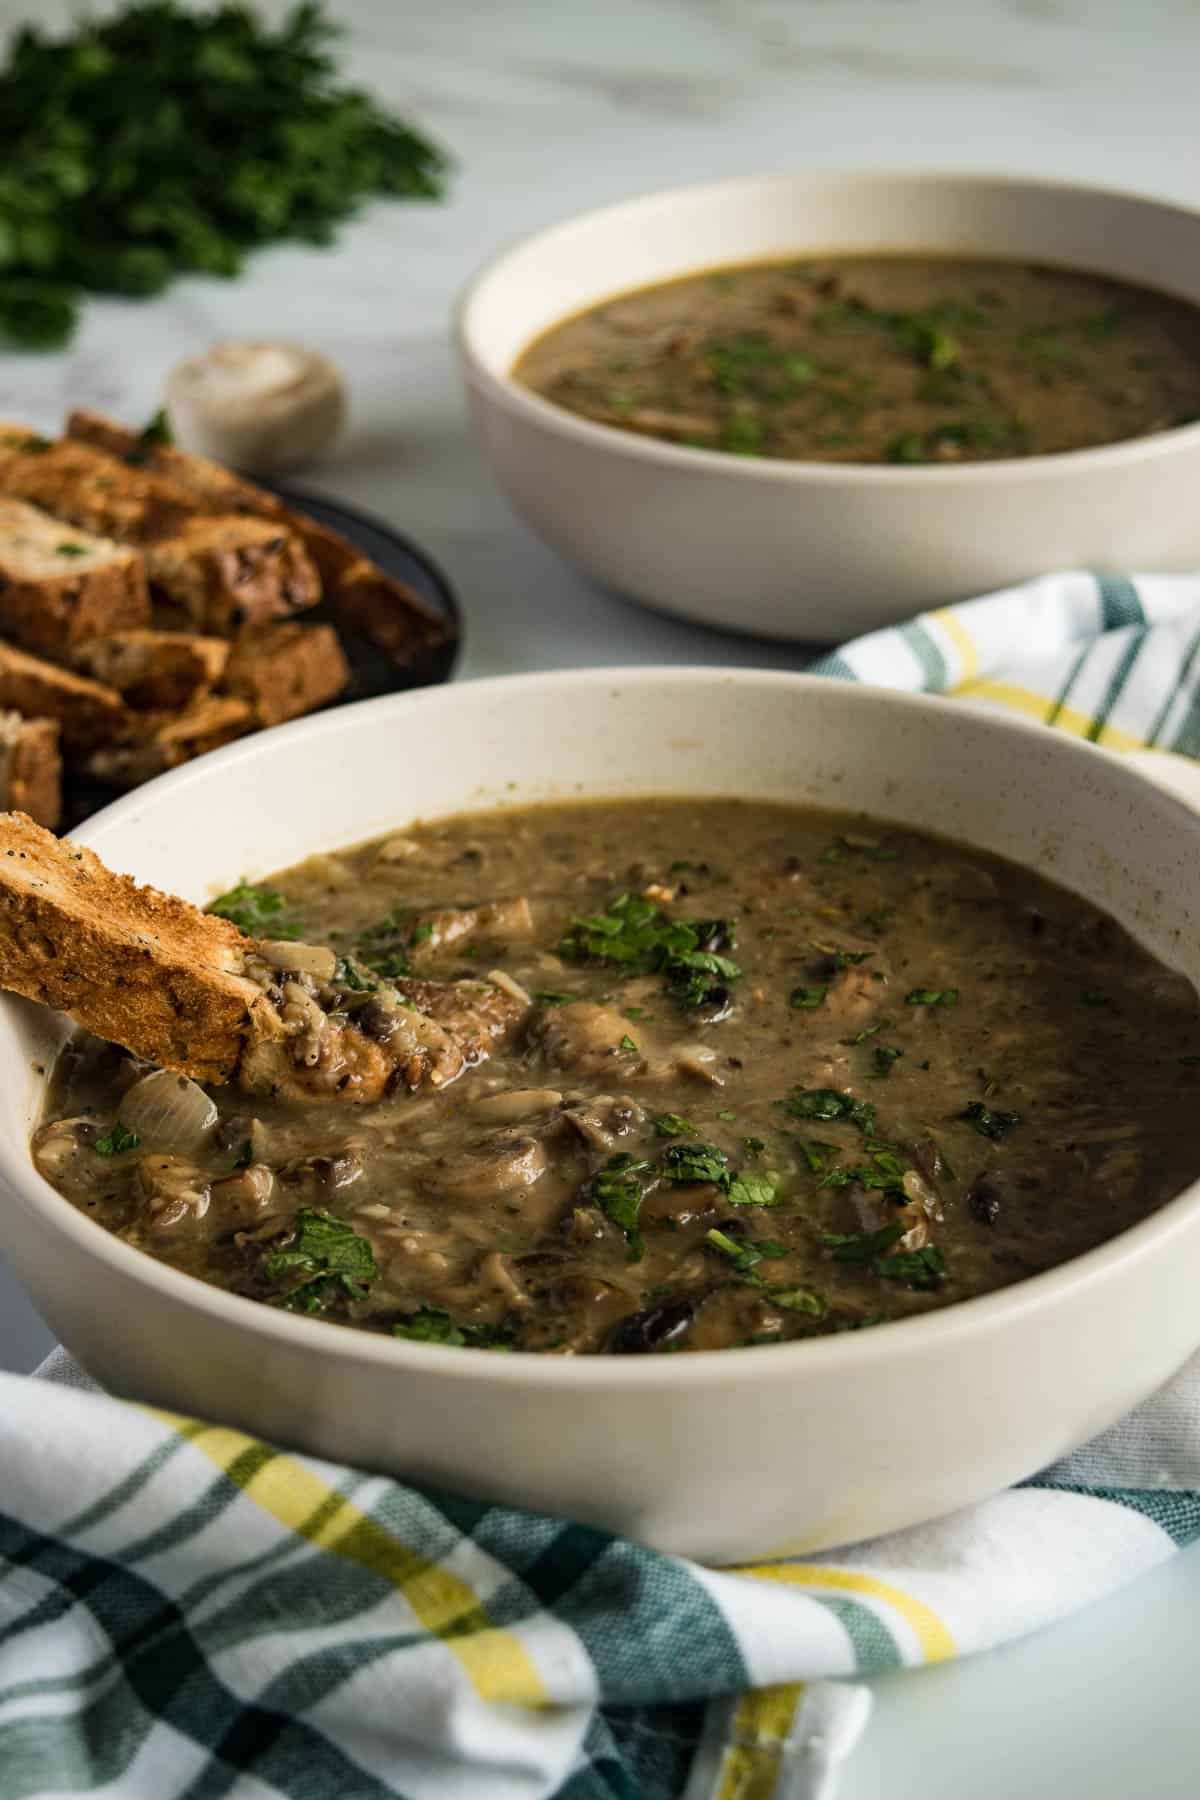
[1,721,62,829]
[71,629,229,712]
[84,696,252,787]
[0,639,125,748]
[0,495,149,653]
[0,811,268,1081]
[222,621,350,726]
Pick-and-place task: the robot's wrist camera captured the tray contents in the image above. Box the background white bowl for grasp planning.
[457,171,1200,641]
[3,669,1200,1562]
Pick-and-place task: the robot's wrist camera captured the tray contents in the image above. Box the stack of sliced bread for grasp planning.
[0,410,451,827]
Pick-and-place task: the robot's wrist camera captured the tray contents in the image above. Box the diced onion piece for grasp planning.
[258,939,337,981]
[486,968,532,1007]
[118,1070,218,1157]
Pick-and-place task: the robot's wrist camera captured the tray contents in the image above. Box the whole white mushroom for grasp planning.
[165,339,346,473]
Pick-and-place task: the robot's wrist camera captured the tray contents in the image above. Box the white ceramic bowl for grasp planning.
[4,669,1200,1562]
[456,171,1200,641]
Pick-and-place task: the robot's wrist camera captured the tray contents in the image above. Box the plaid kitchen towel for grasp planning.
[808,568,1200,748]
[6,565,1200,1800]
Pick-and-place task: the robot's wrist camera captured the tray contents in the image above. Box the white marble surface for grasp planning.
[2,0,1200,1790]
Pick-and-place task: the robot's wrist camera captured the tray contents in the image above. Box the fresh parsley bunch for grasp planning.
[0,1,448,349]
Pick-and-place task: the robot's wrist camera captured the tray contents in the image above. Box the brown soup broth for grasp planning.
[514,256,1200,464]
[36,798,1200,1353]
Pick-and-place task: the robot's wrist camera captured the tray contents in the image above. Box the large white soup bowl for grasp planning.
[2,668,1200,1562]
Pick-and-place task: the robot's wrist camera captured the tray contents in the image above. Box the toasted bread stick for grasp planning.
[71,629,229,712]
[0,639,125,749]
[0,425,319,632]
[67,409,452,662]
[0,719,61,829]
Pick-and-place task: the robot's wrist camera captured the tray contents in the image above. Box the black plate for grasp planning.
[63,488,461,829]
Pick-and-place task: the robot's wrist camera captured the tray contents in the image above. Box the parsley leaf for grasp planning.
[871,1045,904,1078]
[660,1142,730,1185]
[534,990,576,1006]
[795,1138,840,1173]
[653,1113,698,1138]
[959,1101,1021,1140]
[767,1287,827,1316]
[559,892,740,1010]
[586,1154,657,1263]
[334,956,377,992]
[789,985,827,1009]
[262,1208,378,1314]
[56,541,87,557]
[874,1245,946,1289]
[905,988,959,1007]
[782,1088,876,1135]
[393,1307,513,1349]
[727,1170,781,1207]
[704,1228,787,1274]
[618,1033,639,1053]
[209,880,302,940]
[94,1122,139,1155]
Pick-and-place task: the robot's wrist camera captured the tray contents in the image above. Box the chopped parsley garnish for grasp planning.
[727,1170,781,1207]
[409,921,435,946]
[821,1222,905,1262]
[586,1154,657,1263]
[845,1023,882,1045]
[794,1138,840,1173]
[790,985,827,1009]
[905,987,959,1007]
[334,956,377,992]
[716,1108,737,1121]
[209,880,302,940]
[124,407,174,465]
[820,1222,945,1289]
[660,1142,730,1185]
[353,907,414,979]
[618,1034,639,1054]
[782,1088,876,1135]
[94,1122,139,1155]
[812,943,874,970]
[55,541,87,557]
[874,1246,946,1289]
[871,1045,904,1078]
[704,1228,787,1274]
[768,1287,827,1316]
[818,1149,908,1200]
[262,1208,378,1315]
[534,990,576,1006]
[959,1101,1021,1140]
[653,1113,698,1138]
[558,892,740,1010]
[742,1136,766,1158]
[393,1307,513,1349]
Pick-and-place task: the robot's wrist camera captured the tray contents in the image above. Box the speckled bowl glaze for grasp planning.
[2,669,1200,1561]
[457,171,1200,640]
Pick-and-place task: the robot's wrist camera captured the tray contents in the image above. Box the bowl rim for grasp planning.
[454,165,1200,485]
[10,664,1200,1391]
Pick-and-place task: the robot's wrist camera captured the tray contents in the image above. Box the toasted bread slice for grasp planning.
[0,810,271,1081]
[85,696,252,787]
[222,621,350,726]
[0,717,61,829]
[0,425,320,632]
[0,639,125,749]
[0,495,149,654]
[66,409,452,662]
[0,812,531,1096]
[71,629,229,712]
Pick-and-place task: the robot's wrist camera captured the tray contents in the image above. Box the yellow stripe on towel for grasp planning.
[737,1562,956,1663]
[950,677,1146,749]
[150,1412,549,1706]
[714,1685,806,1800]
[928,608,979,684]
